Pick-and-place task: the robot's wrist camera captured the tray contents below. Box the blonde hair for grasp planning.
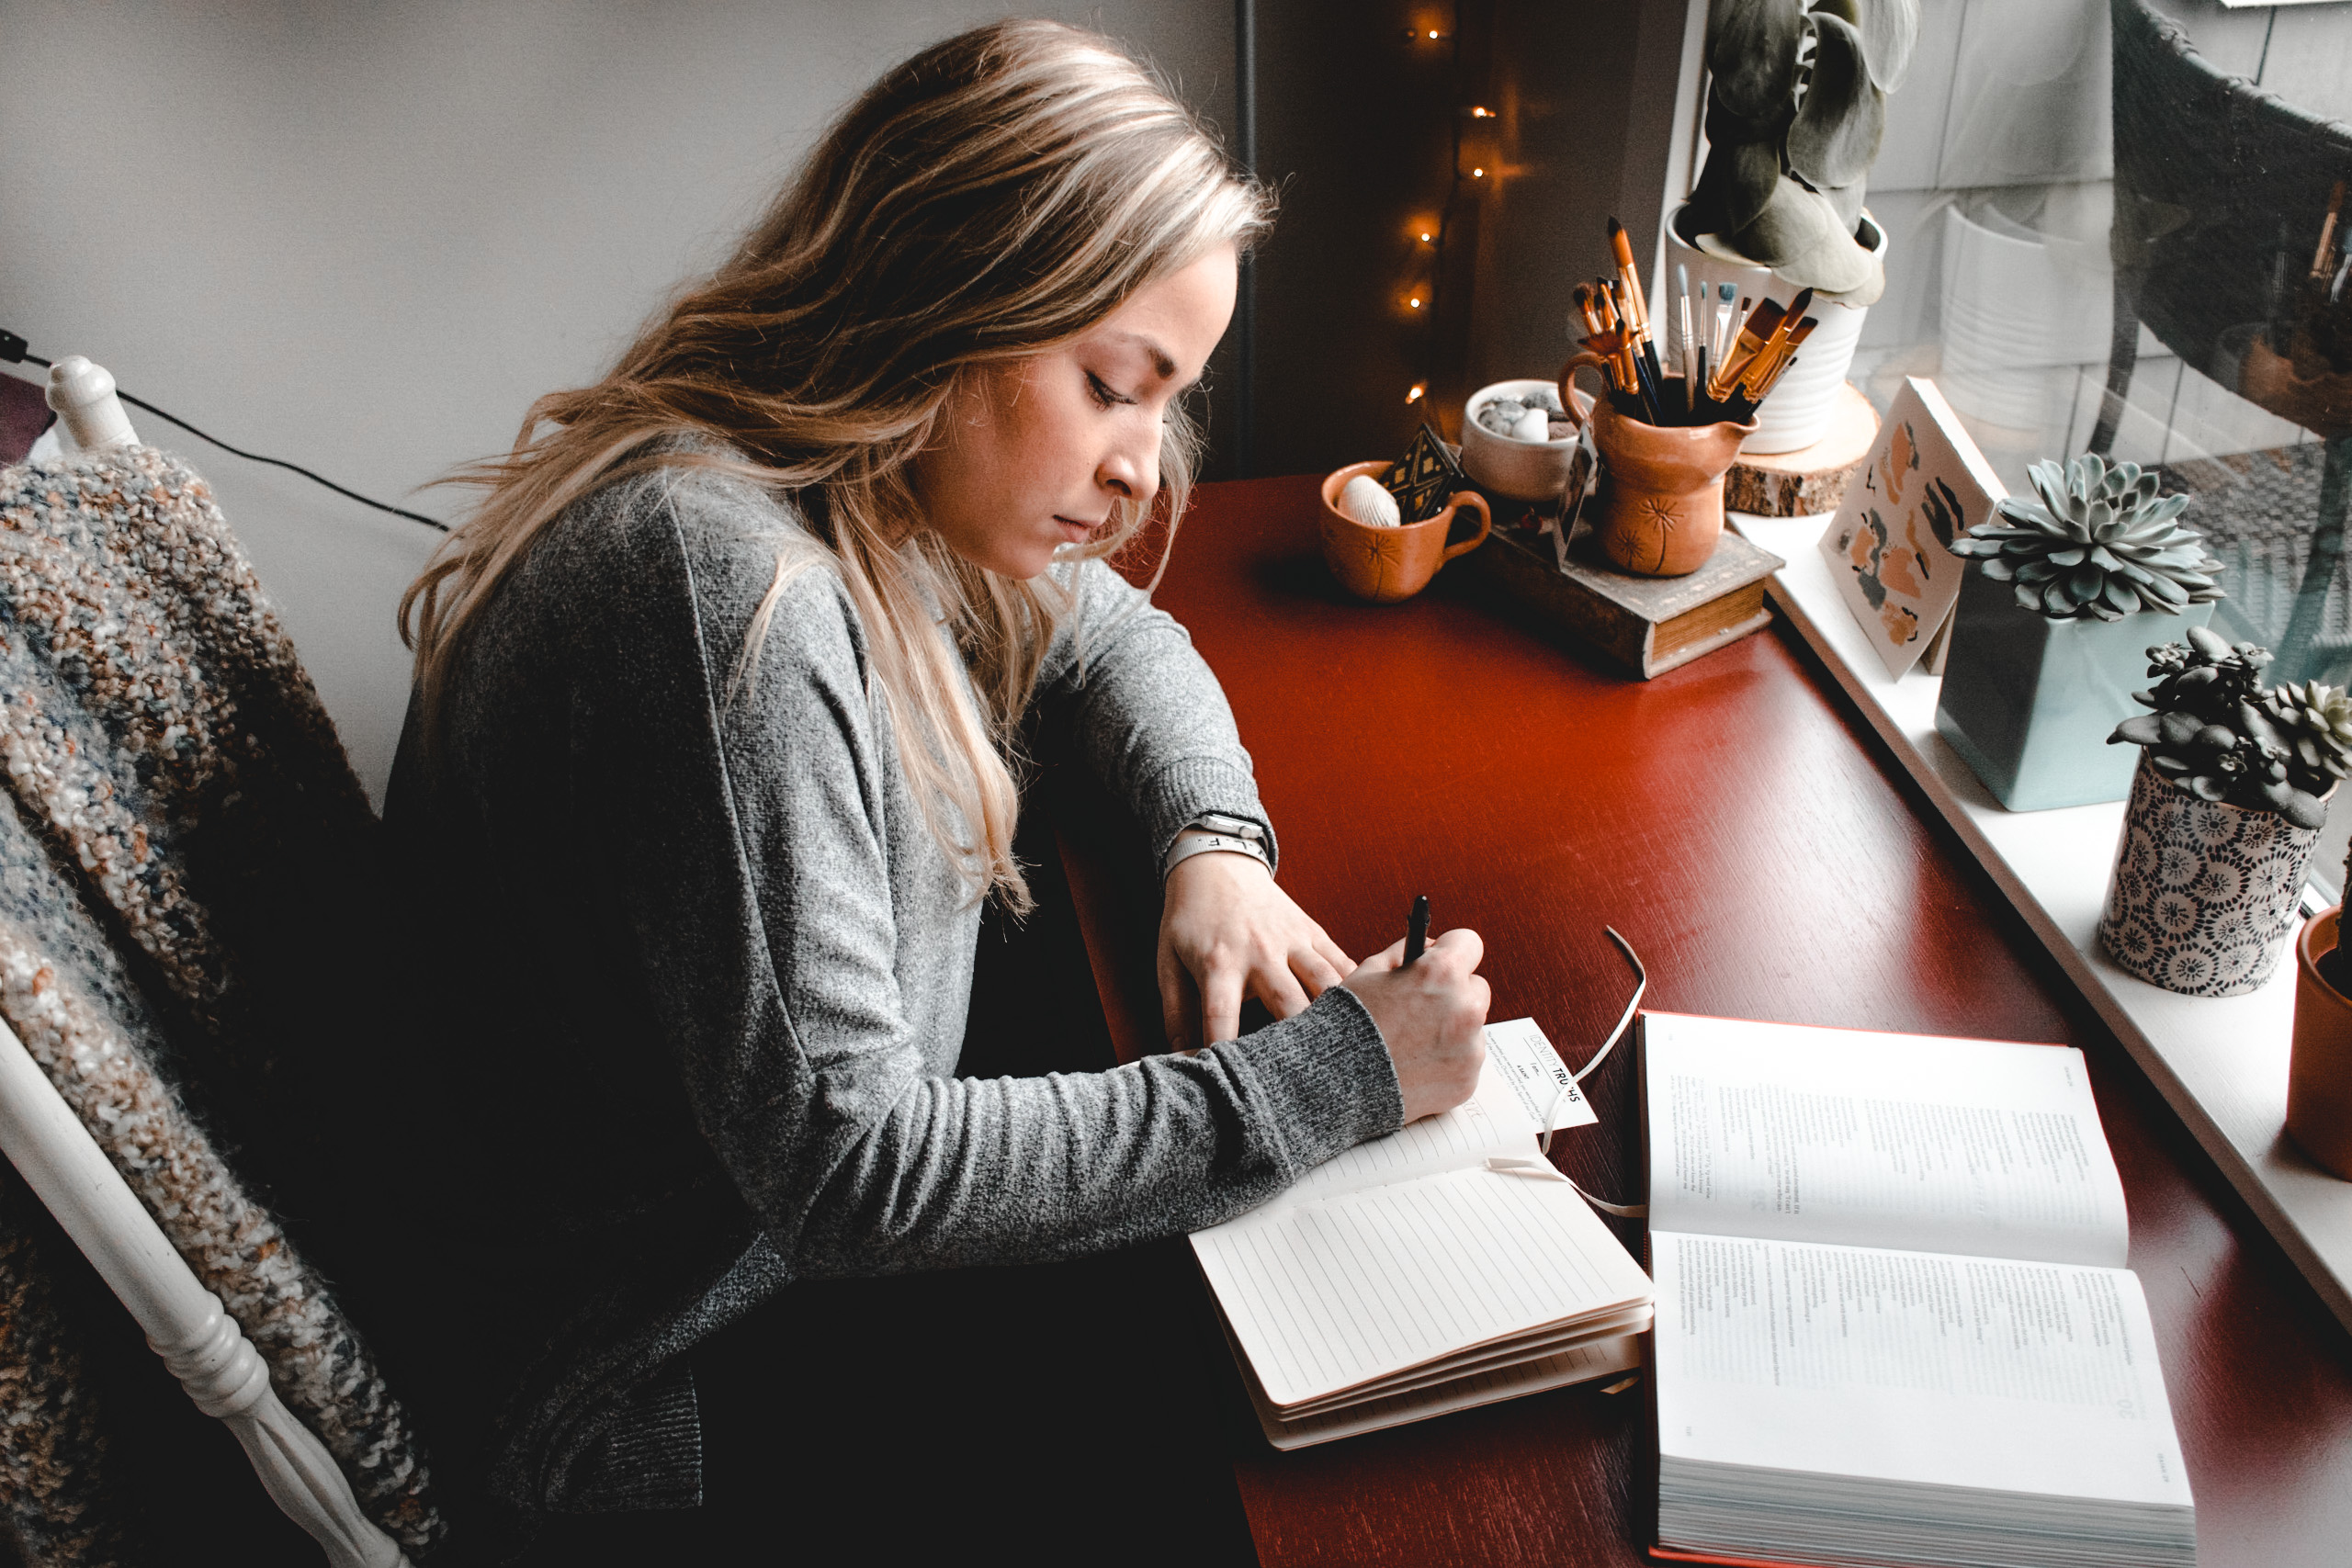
[401,19,1270,913]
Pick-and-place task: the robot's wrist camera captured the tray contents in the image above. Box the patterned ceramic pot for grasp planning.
[2098,752,2329,997]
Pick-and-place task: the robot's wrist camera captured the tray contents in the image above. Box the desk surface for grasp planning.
[1064,475,2352,1568]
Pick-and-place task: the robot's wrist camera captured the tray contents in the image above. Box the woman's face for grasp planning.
[914,244,1238,581]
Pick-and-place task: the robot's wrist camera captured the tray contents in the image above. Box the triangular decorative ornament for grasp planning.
[1382,423,1470,523]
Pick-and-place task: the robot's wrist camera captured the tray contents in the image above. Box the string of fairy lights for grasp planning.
[1400,6,1490,413]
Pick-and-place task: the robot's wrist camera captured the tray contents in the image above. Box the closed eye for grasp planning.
[1086,371,1136,410]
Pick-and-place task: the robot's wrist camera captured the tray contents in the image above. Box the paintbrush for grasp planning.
[1608,218,1649,336]
[1739,288,1815,396]
[1604,279,1641,390]
[1711,296,1789,400]
[1630,342,1668,426]
[1675,265,1699,393]
[1609,218,1669,396]
[1740,315,1818,403]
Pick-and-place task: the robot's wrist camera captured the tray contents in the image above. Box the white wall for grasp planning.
[0,1,1230,804]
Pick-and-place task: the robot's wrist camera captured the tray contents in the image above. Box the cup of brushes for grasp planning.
[1563,219,1815,578]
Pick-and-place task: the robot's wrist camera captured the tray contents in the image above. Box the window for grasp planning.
[1753,0,2352,884]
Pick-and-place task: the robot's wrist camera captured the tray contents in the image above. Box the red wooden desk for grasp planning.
[1061,474,2352,1568]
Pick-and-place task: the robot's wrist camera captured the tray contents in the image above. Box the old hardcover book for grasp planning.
[1469,523,1783,679]
[1643,1012,2197,1568]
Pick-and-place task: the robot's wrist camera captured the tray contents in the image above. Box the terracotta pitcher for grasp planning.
[1317,461,1492,604]
[1558,353,1755,577]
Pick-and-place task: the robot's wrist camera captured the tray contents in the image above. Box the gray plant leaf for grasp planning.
[1729,177,1877,291]
[1820,177,1868,232]
[1789,14,1885,191]
[1849,0,1919,93]
[1690,135,1786,236]
[1812,253,1886,306]
[1708,0,1806,118]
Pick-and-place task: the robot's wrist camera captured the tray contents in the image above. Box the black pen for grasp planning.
[1404,895,1430,966]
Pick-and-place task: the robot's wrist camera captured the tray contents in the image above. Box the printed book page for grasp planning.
[1281,1016,1595,1206]
[1194,1164,1656,1410]
[1645,1012,2129,1267]
[1653,1232,2191,1508]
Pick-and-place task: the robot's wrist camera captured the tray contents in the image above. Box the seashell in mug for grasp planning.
[1338,472,1401,527]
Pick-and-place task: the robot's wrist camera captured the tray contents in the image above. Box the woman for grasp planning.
[380,19,1488,1562]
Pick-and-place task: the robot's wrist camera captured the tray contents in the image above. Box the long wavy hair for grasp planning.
[400,19,1269,912]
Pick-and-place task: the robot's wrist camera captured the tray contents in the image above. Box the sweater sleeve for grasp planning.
[1035,558,1278,868]
[582,479,1401,1280]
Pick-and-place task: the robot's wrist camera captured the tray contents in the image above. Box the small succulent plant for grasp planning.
[1683,0,1919,303]
[1949,454,2222,622]
[2109,626,2349,829]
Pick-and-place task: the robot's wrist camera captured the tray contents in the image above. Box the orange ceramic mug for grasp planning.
[1558,352,1756,577]
[1317,461,1492,604]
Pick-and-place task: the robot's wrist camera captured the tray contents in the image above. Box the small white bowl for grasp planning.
[1460,378,1579,502]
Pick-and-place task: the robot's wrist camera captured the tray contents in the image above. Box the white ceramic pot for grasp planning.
[1938,196,2113,431]
[1661,204,1886,456]
[1460,378,1580,502]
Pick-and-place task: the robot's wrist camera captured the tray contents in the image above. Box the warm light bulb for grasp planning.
[1472,166,1486,177]
[1419,231,1433,242]
[1408,296,1422,309]
[1407,383,1427,403]
[1427,29,1440,39]
[1470,106,1493,118]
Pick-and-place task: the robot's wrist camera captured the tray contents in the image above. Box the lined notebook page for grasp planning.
[1195,1166,1657,1409]
[1280,1018,1588,1206]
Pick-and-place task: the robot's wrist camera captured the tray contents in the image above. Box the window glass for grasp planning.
[1728,0,2352,890]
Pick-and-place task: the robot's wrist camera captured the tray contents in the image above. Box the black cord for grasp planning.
[1,333,449,533]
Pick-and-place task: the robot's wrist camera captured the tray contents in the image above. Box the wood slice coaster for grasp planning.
[1724,381,1880,516]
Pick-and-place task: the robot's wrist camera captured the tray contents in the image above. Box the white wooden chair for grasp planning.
[0,357,410,1568]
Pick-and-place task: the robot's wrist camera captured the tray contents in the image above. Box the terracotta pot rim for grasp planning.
[1590,395,1757,442]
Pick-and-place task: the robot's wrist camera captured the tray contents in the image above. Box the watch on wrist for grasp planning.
[1162,813,1272,880]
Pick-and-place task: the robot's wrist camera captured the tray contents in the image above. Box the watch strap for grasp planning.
[1161,832,1272,880]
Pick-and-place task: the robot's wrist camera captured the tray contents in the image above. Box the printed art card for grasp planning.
[1816,377,2007,679]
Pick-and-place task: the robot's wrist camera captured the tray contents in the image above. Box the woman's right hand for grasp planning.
[1341,927,1490,1122]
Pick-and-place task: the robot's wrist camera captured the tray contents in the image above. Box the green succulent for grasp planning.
[2263,680,2352,787]
[2109,626,2345,829]
[1949,453,2222,623]
[1683,0,1918,303]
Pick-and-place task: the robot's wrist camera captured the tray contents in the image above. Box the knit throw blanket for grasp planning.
[0,447,442,1562]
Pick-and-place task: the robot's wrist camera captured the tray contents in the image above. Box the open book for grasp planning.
[1644,1012,2195,1568]
[1195,1018,1655,1450]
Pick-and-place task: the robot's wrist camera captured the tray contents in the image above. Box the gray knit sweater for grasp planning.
[377,459,1402,1528]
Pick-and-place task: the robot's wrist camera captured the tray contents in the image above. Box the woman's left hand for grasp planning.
[1159,847,1355,1052]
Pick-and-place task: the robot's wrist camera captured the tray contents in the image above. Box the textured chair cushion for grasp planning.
[0,446,442,1562]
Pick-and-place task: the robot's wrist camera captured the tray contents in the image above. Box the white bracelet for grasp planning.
[1162,832,1271,880]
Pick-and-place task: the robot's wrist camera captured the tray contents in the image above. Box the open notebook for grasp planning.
[1644,1012,2195,1568]
[1195,1018,1655,1449]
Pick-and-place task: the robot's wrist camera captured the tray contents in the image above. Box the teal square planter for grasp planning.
[1934,566,2215,812]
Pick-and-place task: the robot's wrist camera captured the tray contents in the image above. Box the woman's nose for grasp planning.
[1099,427,1158,508]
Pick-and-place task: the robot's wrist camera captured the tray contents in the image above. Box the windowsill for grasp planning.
[1736,509,2352,1335]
